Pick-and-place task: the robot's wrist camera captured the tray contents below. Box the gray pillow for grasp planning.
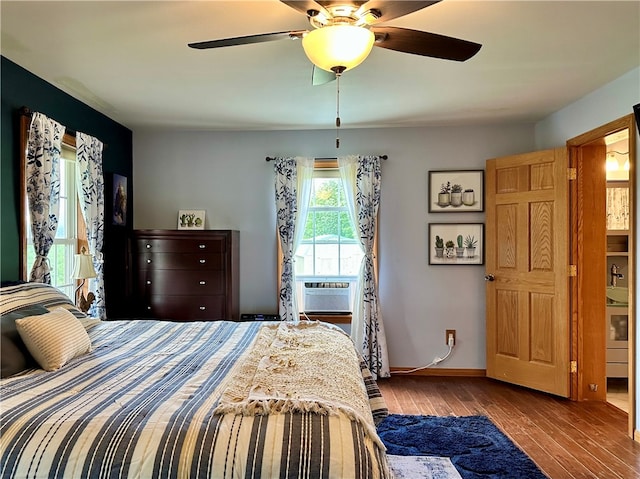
[1,304,50,377]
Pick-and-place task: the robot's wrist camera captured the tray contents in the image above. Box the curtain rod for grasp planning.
[265,155,387,162]
[19,106,108,149]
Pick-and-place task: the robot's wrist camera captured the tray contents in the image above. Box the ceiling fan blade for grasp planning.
[371,26,481,62]
[312,66,336,86]
[357,1,440,23]
[280,1,331,17]
[188,31,305,50]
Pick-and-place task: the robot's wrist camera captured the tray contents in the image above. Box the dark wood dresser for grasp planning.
[132,230,239,321]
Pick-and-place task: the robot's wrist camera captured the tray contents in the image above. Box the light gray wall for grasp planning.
[534,65,640,438]
[535,67,639,149]
[133,124,535,370]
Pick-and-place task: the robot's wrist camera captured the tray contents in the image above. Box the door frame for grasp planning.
[567,114,636,437]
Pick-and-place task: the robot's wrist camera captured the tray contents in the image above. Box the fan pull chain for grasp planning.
[335,73,340,149]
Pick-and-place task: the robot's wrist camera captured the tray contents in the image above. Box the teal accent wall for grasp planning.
[1,56,133,314]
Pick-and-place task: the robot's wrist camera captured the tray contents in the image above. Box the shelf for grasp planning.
[605,181,630,381]
[606,234,629,253]
[607,339,629,349]
[607,180,630,187]
[606,305,629,313]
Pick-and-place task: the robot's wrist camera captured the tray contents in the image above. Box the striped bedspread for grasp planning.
[0,319,390,479]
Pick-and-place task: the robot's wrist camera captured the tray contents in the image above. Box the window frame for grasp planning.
[276,158,379,324]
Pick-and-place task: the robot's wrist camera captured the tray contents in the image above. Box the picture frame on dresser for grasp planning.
[177,209,206,230]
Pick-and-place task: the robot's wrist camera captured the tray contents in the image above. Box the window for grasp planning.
[20,114,87,301]
[295,163,363,316]
[276,158,379,322]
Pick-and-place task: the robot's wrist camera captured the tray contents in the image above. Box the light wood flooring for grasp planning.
[608,378,630,413]
[378,375,640,479]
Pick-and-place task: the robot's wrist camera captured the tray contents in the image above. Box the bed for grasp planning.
[0,282,391,478]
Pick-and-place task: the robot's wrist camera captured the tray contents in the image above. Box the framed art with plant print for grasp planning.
[429,223,484,265]
[428,170,484,212]
[177,210,206,230]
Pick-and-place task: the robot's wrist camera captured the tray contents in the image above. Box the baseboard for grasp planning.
[390,367,486,377]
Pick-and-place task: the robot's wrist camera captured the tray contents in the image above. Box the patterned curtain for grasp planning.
[338,155,390,379]
[76,132,106,319]
[274,156,314,322]
[26,113,66,284]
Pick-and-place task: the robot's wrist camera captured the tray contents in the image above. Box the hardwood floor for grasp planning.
[378,376,640,479]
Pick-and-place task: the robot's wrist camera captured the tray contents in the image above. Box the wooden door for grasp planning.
[485,148,570,397]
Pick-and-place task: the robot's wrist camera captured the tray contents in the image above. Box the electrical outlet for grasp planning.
[446,329,456,346]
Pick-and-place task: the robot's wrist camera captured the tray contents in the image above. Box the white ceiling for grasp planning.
[1,1,639,132]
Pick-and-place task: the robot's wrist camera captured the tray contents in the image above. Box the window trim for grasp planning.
[275,159,379,324]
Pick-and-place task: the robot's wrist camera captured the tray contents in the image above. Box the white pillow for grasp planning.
[15,307,92,371]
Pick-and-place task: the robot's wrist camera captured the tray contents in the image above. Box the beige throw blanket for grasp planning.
[214,321,385,449]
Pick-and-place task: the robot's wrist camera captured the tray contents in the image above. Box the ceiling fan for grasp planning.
[188,0,482,84]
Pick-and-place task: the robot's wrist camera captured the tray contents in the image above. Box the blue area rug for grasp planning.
[377,414,547,479]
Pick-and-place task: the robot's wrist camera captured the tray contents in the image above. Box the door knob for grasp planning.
[484,274,495,282]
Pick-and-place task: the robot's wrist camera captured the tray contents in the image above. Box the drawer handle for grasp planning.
[199,306,206,310]
[146,244,152,249]
[147,259,152,264]
[199,259,206,264]
[199,281,206,285]
[146,280,152,285]
[199,244,206,249]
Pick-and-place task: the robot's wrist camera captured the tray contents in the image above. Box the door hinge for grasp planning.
[570,361,577,373]
[569,265,577,277]
[567,168,577,180]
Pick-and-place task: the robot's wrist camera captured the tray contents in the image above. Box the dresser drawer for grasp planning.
[606,362,628,378]
[606,348,628,363]
[139,270,224,295]
[136,237,225,254]
[144,295,226,321]
[137,253,223,270]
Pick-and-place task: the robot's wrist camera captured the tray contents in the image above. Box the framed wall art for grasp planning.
[112,174,128,226]
[177,210,206,230]
[428,170,484,212]
[429,223,484,265]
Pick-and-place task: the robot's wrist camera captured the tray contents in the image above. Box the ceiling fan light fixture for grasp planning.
[302,25,375,73]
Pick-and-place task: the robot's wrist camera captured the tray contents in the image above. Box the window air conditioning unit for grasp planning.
[303,282,351,314]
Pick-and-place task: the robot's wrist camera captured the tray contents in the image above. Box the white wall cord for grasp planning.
[392,336,455,374]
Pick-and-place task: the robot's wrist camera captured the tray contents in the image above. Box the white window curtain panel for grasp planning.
[338,155,390,379]
[26,112,65,284]
[75,132,106,319]
[274,156,314,322]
